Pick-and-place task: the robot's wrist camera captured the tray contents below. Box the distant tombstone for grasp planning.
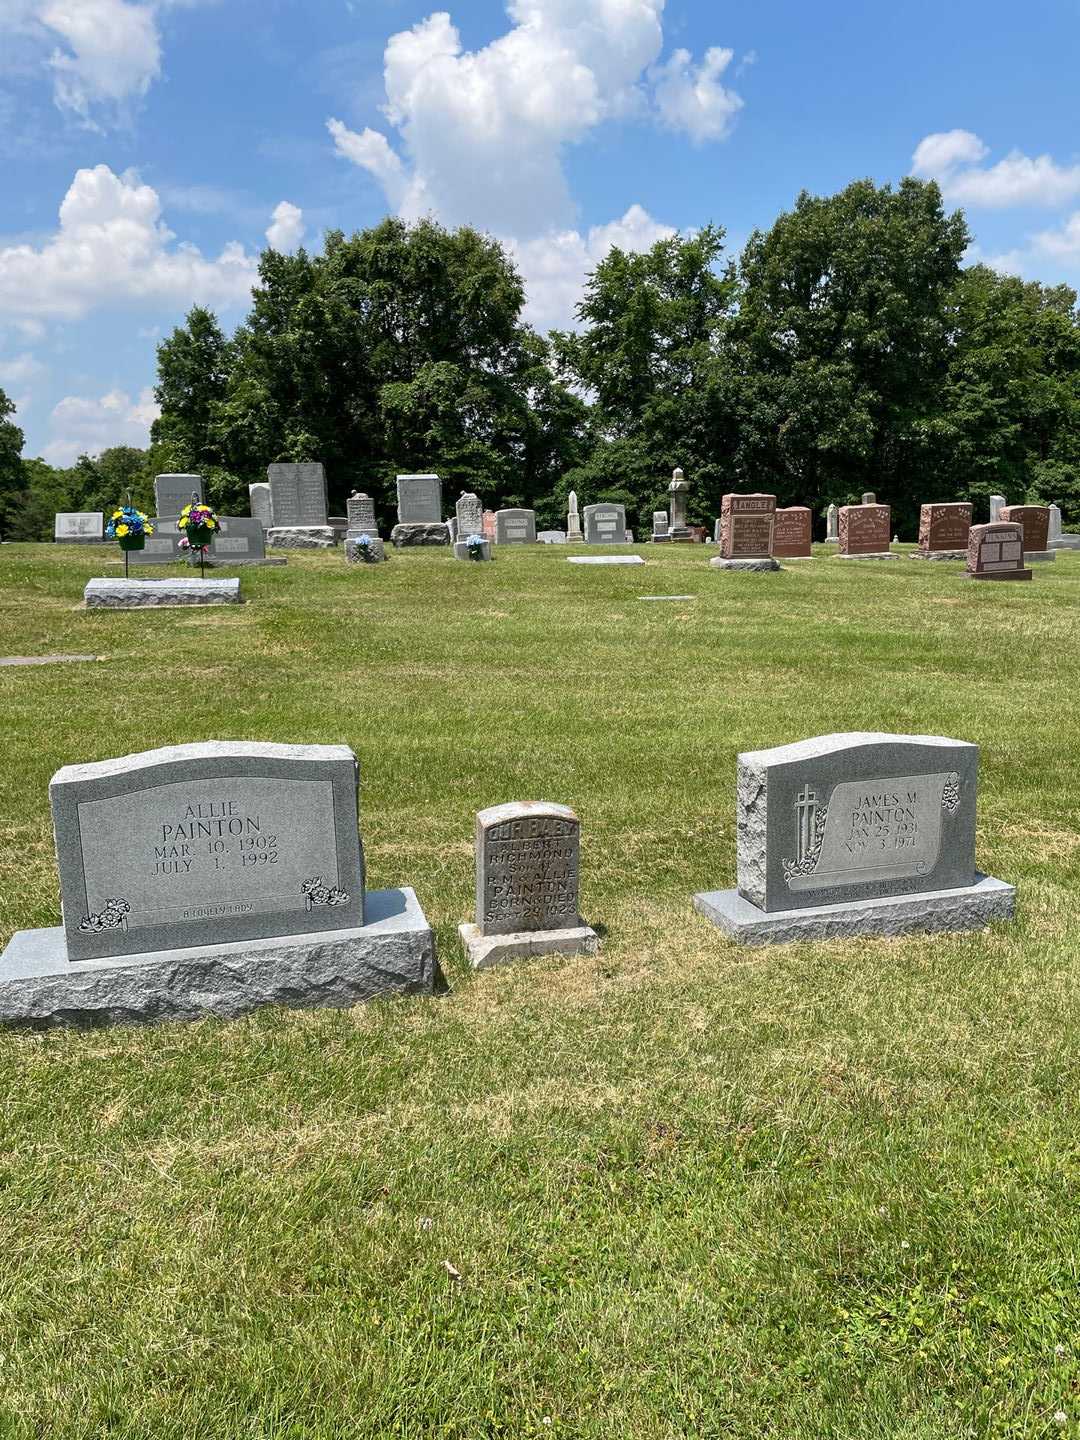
[826,503,839,543]
[155,473,203,519]
[1049,504,1063,543]
[694,732,1015,944]
[989,494,1006,522]
[396,474,442,524]
[712,518,722,543]
[652,510,669,541]
[567,490,583,543]
[838,504,892,557]
[1000,504,1052,558]
[964,522,1032,582]
[455,491,484,538]
[482,510,497,540]
[772,506,812,558]
[267,463,329,528]
[668,468,692,541]
[583,503,626,544]
[0,741,436,1026]
[458,801,598,969]
[537,530,567,544]
[861,492,876,506]
[495,508,537,545]
[720,493,776,558]
[54,512,103,543]
[207,516,267,564]
[917,503,972,558]
[138,532,186,564]
[249,482,272,529]
[346,491,378,536]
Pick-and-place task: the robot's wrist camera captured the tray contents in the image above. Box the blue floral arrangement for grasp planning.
[466,532,485,558]
[105,505,153,549]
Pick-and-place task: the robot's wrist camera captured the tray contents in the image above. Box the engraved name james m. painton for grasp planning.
[783,771,961,891]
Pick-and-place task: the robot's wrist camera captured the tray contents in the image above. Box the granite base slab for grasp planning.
[693,874,1015,946]
[833,552,899,560]
[453,539,493,561]
[0,887,435,1028]
[344,536,387,563]
[459,921,599,970]
[961,569,1032,582]
[84,578,241,608]
[566,555,645,566]
[1025,550,1056,563]
[912,549,966,561]
[391,523,451,547]
[201,556,287,568]
[709,556,782,572]
[267,526,337,549]
[1050,535,1080,549]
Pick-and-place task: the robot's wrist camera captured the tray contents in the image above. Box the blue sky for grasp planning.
[1,0,1078,464]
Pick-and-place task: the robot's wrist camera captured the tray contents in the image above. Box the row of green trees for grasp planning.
[3,176,1079,541]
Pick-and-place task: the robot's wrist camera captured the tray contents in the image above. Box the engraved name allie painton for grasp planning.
[783,771,960,891]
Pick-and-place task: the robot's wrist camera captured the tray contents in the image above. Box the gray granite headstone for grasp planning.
[396,474,442,524]
[249,482,272,530]
[989,494,1006,522]
[208,516,266,562]
[537,530,567,544]
[136,531,186,564]
[584,503,626,544]
[455,491,484,538]
[459,801,598,968]
[1049,504,1063,543]
[52,742,366,962]
[652,510,669,538]
[494,508,537,545]
[154,474,204,519]
[566,491,583,542]
[54,513,103,543]
[346,492,378,536]
[267,463,329,528]
[826,504,839,542]
[694,732,1014,944]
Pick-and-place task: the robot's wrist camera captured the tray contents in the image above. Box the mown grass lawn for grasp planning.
[1,539,1080,1439]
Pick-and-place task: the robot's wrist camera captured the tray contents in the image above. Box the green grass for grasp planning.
[1,540,1080,1439]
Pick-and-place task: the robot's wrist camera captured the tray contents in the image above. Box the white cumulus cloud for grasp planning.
[650,46,742,143]
[912,130,1080,208]
[266,200,305,252]
[42,386,160,465]
[0,164,259,320]
[508,203,675,331]
[41,0,161,122]
[1031,211,1080,263]
[328,0,742,238]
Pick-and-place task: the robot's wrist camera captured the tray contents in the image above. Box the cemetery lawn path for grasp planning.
[1,542,1080,1439]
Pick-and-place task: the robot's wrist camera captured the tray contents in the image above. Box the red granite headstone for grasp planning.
[964,521,1031,582]
[719,493,776,558]
[919,503,972,554]
[482,509,497,540]
[999,505,1049,554]
[772,506,812,558]
[838,504,891,556]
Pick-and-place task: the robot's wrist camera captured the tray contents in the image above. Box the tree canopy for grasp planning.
[9,178,1080,539]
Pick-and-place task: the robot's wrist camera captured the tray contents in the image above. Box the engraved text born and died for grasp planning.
[53,742,365,961]
[476,802,581,936]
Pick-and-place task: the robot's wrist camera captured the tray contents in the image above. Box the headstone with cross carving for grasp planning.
[693,732,1014,945]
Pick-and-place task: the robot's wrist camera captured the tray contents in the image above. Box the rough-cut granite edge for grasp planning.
[0,887,434,1028]
[84,578,241,608]
[833,552,899,560]
[735,753,768,909]
[390,522,451,547]
[911,549,967,561]
[344,536,387,563]
[51,738,356,786]
[266,526,337,550]
[459,921,598,971]
[693,874,1014,947]
[709,557,782,572]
